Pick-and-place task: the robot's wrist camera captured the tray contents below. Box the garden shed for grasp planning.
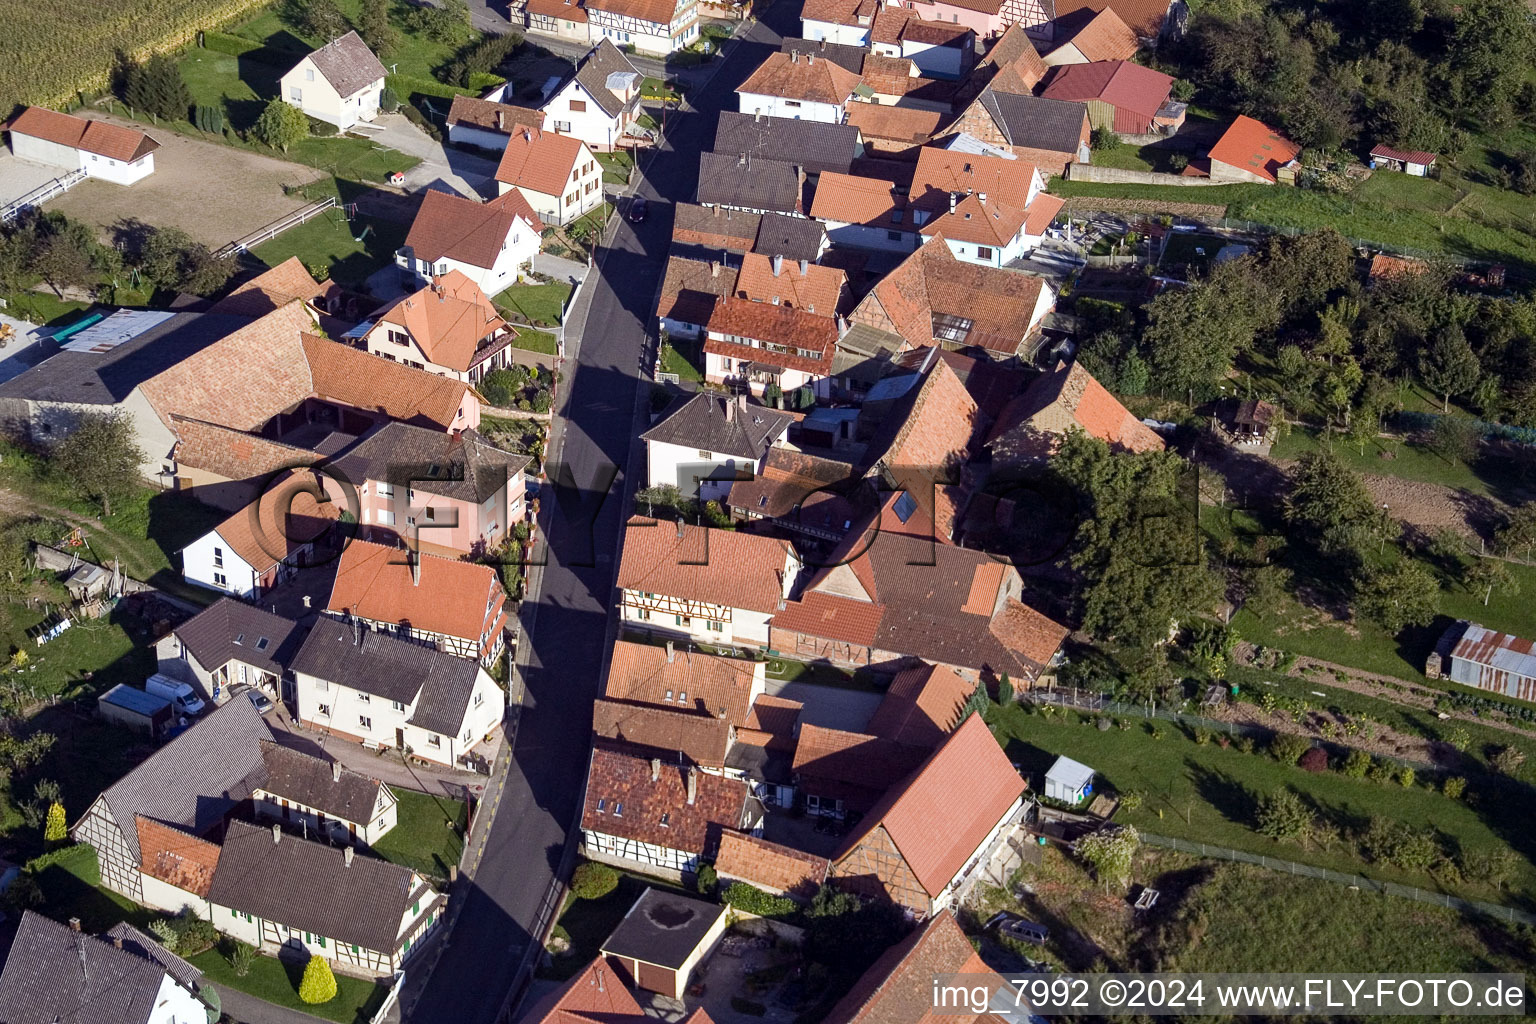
[600,887,728,999]
[1044,755,1095,805]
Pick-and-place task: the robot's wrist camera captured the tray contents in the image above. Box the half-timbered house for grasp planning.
[585,0,701,54]
[250,741,398,846]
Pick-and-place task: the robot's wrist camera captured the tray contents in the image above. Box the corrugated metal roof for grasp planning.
[1452,622,1536,680]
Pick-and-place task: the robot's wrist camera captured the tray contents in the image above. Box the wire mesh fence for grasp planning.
[1140,832,1536,928]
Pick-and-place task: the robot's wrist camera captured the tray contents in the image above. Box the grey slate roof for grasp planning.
[569,39,642,118]
[715,111,861,177]
[291,617,484,728]
[641,392,795,461]
[331,422,530,504]
[90,695,271,862]
[103,922,204,994]
[258,740,385,825]
[753,212,827,263]
[0,912,195,1024]
[0,312,244,405]
[977,89,1088,153]
[208,820,435,953]
[173,598,301,676]
[601,888,726,968]
[779,37,868,73]
[305,31,388,98]
[697,151,802,215]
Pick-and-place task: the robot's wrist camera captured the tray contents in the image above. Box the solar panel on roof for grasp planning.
[893,491,917,523]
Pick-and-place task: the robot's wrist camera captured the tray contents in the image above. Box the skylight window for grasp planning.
[893,491,918,524]
[931,312,973,344]
[256,637,270,651]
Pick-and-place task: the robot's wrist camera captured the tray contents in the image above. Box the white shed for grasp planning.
[1044,755,1094,804]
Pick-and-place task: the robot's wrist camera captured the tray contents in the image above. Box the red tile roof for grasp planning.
[325,538,502,646]
[824,910,999,1024]
[374,270,510,373]
[735,253,846,316]
[833,714,1024,897]
[771,589,885,648]
[740,694,803,750]
[910,149,1044,247]
[301,334,475,431]
[792,724,929,793]
[616,518,789,614]
[136,816,221,898]
[514,957,645,1024]
[845,104,944,145]
[657,256,739,327]
[987,358,1164,461]
[605,640,763,724]
[582,747,748,853]
[738,52,862,106]
[808,171,906,231]
[866,663,974,748]
[977,23,1049,94]
[1207,115,1301,183]
[170,416,313,481]
[1051,6,1139,62]
[705,297,839,375]
[1050,0,1172,39]
[585,0,681,26]
[801,0,883,27]
[404,189,543,270]
[212,470,339,571]
[495,126,587,196]
[208,257,341,319]
[1040,60,1173,120]
[524,0,590,19]
[715,831,828,898]
[2,107,159,162]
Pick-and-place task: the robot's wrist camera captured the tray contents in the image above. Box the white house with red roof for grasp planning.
[737,51,863,124]
[495,126,603,225]
[907,146,1063,265]
[2,107,159,185]
[585,0,701,54]
[397,189,543,296]
[509,0,591,42]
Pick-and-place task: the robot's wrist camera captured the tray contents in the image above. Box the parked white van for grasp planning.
[145,674,206,717]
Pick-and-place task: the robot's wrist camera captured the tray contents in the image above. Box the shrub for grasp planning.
[1270,732,1310,765]
[306,116,338,137]
[1298,747,1329,773]
[1396,765,1416,788]
[1367,758,1395,783]
[531,388,552,414]
[1236,735,1255,754]
[43,802,66,842]
[695,863,717,896]
[379,87,400,113]
[1443,775,1466,799]
[1192,726,1213,745]
[1119,790,1143,811]
[298,954,337,1004]
[569,861,618,899]
[1147,724,1163,740]
[147,918,179,952]
[193,104,225,134]
[1490,745,1527,777]
[173,916,219,955]
[467,72,507,91]
[227,941,255,977]
[478,369,522,407]
[723,882,797,918]
[1343,749,1372,777]
[400,102,442,141]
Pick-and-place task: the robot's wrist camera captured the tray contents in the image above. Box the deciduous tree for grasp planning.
[1355,559,1439,633]
[253,99,309,152]
[357,0,398,56]
[50,412,145,516]
[1073,825,1139,892]
[1420,326,1481,413]
[1284,449,1386,559]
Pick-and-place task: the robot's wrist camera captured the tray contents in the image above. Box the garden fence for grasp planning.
[1140,832,1536,928]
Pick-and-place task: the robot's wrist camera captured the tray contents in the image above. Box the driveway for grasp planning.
[365,114,503,199]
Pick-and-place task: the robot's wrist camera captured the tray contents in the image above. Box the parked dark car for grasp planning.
[628,197,648,223]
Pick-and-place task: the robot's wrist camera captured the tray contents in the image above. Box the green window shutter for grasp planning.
[352,944,359,954]
[319,936,326,948]
[412,899,420,914]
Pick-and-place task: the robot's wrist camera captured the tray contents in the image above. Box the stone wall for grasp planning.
[1068,163,1219,186]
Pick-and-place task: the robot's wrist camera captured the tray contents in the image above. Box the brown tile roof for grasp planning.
[256,739,384,825]
[740,694,802,750]
[868,355,982,503]
[616,518,788,614]
[901,17,974,45]
[1206,115,1301,184]
[726,447,854,521]
[136,816,220,898]
[808,171,906,231]
[801,0,882,27]
[2,107,159,162]
[209,257,340,319]
[910,149,1041,247]
[1051,0,1172,39]
[211,470,339,570]
[585,0,680,26]
[893,346,1030,419]
[301,334,475,430]
[374,271,510,372]
[771,589,884,648]
[987,358,1164,462]
[447,94,546,134]
[855,237,1050,354]
[303,31,387,97]
[735,253,846,315]
[1368,253,1426,281]
[672,203,762,252]
[495,126,586,197]
[325,538,501,644]
[139,302,316,432]
[593,699,733,766]
[859,57,962,106]
[866,663,973,748]
[514,958,645,1024]
[976,23,1048,94]
[170,416,313,481]
[833,714,1023,897]
[657,256,739,327]
[1051,6,1139,62]
[1040,59,1173,119]
[714,831,828,898]
[604,639,762,725]
[524,0,589,20]
[582,747,748,853]
[705,298,839,375]
[738,52,862,106]
[845,104,944,145]
[792,724,928,793]
[404,189,543,271]
[825,910,998,1024]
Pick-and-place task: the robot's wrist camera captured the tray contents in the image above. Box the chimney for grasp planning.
[725,396,735,422]
[411,551,421,587]
[344,846,355,867]
[303,594,312,609]
[737,152,748,168]
[651,757,661,782]
[666,640,675,663]
[111,937,123,949]
[68,918,81,932]
[807,52,815,64]
[791,50,799,63]
[736,393,748,412]
[332,760,342,783]
[524,128,532,142]
[497,109,506,132]
[711,260,720,278]
[979,191,987,204]
[798,258,808,275]
[676,518,685,538]
[686,768,697,805]
[755,110,763,123]
[272,823,282,844]
[772,254,783,276]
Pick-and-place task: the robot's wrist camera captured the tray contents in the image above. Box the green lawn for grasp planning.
[596,152,633,185]
[990,703,1536,903]
[1269,426,1525,499]
[1158,232,1228,273]
[658,338,703,382]
[765,656,884,693]
[250,179,408,289]
[495,282,573,326]
[371,787,466,884]
[541,868,695,981]
[1091,145,1155,172]
[191,945,388,1024]
[0,292,93,328]
[510,330,558,355]
[28,844,154,933]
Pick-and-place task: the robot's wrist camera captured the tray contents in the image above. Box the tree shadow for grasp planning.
[1184,760,1257,828]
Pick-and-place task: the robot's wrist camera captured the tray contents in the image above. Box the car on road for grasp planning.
[628,197,648,223]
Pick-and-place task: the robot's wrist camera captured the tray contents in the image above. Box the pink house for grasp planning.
[905,0,1013,40]
[328,421,531,558]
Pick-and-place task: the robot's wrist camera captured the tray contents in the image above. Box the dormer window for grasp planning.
[613,802,623,817]
[596,798,607,813]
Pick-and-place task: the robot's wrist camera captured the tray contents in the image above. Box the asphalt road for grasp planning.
[404,9,794,1023]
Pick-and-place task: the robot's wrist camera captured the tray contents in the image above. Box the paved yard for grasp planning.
[0,153,69,208]
[48,111,324,249]
[765,680,881,732]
